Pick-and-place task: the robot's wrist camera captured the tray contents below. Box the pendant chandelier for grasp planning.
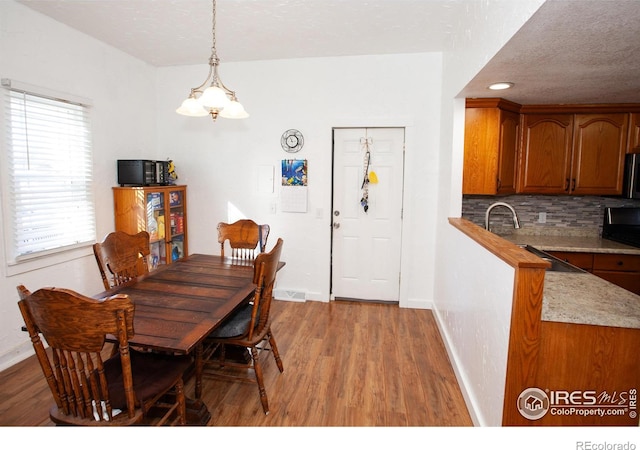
[176,0,248,121]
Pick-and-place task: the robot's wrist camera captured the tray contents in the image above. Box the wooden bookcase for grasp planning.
[113,185,188,269]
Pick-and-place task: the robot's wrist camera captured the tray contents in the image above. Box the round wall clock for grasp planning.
[281,129,304,153]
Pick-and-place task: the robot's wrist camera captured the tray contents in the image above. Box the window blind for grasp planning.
[5,88,95,261]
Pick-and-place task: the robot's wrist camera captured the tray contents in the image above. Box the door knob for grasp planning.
[333,222,340,229]
[334,211,340,216]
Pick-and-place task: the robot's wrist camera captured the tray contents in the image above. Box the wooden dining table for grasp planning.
[97,253,261,425]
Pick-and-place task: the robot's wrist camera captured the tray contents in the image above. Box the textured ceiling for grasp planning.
[15,0,640,105]
[459,0,640,105]
[16,0,470,65]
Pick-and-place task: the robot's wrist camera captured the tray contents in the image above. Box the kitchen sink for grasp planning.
[519,245,586,273]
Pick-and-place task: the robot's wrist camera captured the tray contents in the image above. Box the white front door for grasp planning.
[331,127,405,302]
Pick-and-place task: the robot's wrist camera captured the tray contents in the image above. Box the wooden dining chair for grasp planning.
[203,238,284,414]
[17,284,191,426]
[93,230,151,290]
[217,219,270,261]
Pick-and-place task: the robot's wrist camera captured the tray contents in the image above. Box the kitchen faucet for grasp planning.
[485,202,521,231]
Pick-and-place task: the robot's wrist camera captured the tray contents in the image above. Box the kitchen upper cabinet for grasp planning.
[572,113,628,194]
[517,114,574,194]
[517,112,628,195]
[463,98,520,195]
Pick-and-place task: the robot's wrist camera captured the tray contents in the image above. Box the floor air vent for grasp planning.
[273,289,306,301]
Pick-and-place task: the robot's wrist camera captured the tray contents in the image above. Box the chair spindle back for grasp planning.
[93,231,151,290]
[217,220,270,261]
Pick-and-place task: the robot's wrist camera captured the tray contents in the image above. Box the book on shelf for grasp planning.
[147,193,163,210]
[170,212,184,234]
[169,191,181,207]
[157,215,165,239]
[177,214,184,234]
[171,240,184,261]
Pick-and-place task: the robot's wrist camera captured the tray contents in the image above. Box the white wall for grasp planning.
[433,0,546,426]
[155,53,442,307]
[437,226,516,426]
[0,0,157,370]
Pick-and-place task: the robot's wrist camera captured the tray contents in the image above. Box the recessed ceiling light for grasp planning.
[488,82,514,90]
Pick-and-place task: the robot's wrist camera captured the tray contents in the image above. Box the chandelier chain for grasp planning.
[211,0,217,60]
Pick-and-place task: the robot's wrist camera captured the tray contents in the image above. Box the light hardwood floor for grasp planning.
[0,299,472,426]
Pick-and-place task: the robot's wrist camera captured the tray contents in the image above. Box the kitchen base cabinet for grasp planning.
[113,185,188,270]
[593,253,640,295]
[533,321,640,426]
[593,271,640,295]
[548,250,640,295]
[545,251,593,272]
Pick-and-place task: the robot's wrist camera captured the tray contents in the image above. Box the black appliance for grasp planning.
[602,207,640,248]
[117,160,169,186]
[622,153,640,199]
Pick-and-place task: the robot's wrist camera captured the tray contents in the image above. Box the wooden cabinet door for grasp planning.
[594,253,640,295]
[571,113,628,195]
[592,271,640,295]
[592,253,640,272]
[496,109,519,194]
[463,107,500,194]
[167,186,188,263]
[547,251,593,271]
[463,101,519,195]
[518,114,574,193]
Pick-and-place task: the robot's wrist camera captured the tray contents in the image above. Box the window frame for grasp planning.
[1,79,96,275]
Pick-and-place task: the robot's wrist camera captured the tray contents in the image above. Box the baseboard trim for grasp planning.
[431,305,482,427]
[0,341,35,373]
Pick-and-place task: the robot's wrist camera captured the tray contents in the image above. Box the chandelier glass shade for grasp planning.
[176,0,248,121]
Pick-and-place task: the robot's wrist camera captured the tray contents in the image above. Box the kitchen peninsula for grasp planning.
[450,218,640,426]
[501,230,640,326]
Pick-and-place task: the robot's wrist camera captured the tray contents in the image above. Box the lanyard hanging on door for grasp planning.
[360,136,378,213]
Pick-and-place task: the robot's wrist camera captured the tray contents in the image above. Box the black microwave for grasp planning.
[623,153,640,199]
[117,160,169,186]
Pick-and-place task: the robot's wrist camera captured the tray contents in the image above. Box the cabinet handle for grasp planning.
[572,178,576,191]
[564,178,570,191]
[617,260,624,266]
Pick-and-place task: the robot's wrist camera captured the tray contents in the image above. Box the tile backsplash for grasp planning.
[462,195,640,236]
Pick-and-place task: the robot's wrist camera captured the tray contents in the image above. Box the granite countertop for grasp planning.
[499,230,640,255]
[542,272,640,329]
[498,228,640,330]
